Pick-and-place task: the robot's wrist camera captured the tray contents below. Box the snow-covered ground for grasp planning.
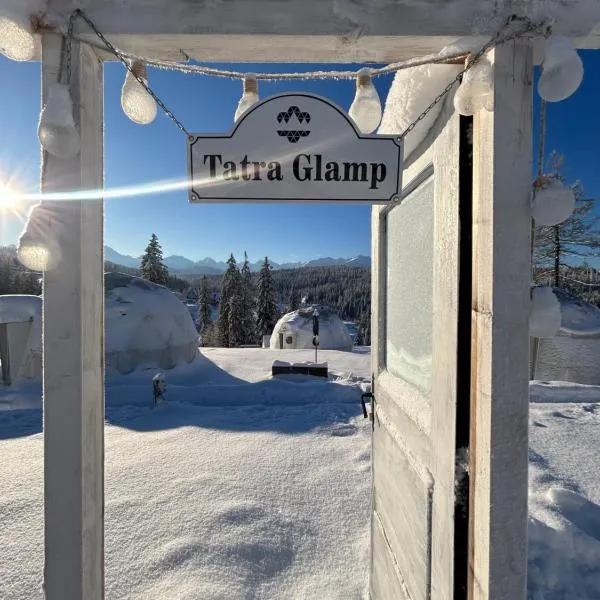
[1,349,599,599]
[0,348,372,599]
[528,381,600,599]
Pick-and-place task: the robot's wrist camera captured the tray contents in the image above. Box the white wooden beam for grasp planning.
[469,40,532,600]
[41,34,105,600]
[39,0,600,62]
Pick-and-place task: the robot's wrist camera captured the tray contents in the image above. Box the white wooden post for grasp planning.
[470,40,532,600]
[41,34,105,600]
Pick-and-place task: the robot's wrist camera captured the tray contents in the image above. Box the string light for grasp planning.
[530,286,561,338]
[234,76,259,123]
[348,69,382,134]
[538,35,583,102]
[17,203,62,272]
[38,82,80,159]
[532,177,576,226]
[121,60,158,125]
[0,8,36,61]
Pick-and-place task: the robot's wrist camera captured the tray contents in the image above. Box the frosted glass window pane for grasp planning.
[386,177,434,396]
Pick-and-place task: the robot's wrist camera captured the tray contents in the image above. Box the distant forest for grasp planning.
[188,265,371,326]
[1,246,370,332]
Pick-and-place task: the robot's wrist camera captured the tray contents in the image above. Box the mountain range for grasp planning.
[104,246,370,274]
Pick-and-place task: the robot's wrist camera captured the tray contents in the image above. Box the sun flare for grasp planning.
[0,182,18,209]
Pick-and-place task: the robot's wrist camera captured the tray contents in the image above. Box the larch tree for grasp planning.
[534,153,600,287]
[140,233,169,286]
[256,256,278,341]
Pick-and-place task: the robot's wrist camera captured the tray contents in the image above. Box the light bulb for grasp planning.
[17,203,61,272]
[234,76,259,122]
[0,9,36,61]
[532,179,575,226]
[530,286,561,338]
[121,60,157,125]
[538,36,583,102]
[453,57,493,116]
[348,69,382,134]
[38,83,80,158]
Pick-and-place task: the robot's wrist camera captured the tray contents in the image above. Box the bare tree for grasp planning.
[534,153,600,287]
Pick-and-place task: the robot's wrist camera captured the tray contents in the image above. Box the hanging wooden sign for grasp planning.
[188,93,402,203]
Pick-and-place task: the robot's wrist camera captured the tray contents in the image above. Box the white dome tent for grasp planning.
[105,273,198,374]
[533,289,600,385]
[270,306,353,351]
[0,295,42,386]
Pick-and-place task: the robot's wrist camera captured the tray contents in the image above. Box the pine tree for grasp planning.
[197,276,211,332]
[140,233,169,286]
[534,153,600,287]
[0,260,12,295]
[240,251,255,344]
[289,286,300,311]
[218,254,241,347]
[228,293,244,347]
[256,256,278,341]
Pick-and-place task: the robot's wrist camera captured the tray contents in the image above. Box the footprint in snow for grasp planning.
[330,423,357,437]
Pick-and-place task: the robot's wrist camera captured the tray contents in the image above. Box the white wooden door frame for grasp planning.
[469,40,533,600]
[37,24,533,599]
[41,34,105,600]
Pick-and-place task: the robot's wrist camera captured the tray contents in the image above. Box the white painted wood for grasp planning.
[38,0,600,62]
[469,41,532,600]
[41,34,105,600]
[371,97,462,600]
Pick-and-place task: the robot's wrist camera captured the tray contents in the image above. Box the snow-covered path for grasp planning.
[0,349,372,599]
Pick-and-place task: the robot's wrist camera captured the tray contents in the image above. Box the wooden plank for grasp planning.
[371,512,411,600]
[372,413,432,600]
[430,101,461,600]
[41,35,105,600]
[41,0,600,51]
[469,40,532,600]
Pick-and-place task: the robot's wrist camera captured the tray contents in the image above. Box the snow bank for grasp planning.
[528,387,600,599]
[379,63,462,159]
[270,307,353,351]
[105,273,198,374]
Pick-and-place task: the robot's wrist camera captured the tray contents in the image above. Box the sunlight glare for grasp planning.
[0,181,18,209]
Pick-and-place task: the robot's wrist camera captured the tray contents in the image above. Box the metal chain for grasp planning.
[70,9,193,138]
[67,9,543,142]
[400,16,542,138]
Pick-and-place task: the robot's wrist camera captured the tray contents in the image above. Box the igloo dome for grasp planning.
[105,273,198,374]
[270,306,353,351]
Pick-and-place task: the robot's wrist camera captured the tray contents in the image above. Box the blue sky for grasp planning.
[0,51,599,263]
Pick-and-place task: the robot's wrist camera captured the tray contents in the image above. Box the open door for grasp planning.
[370,97,471,599]
[370,42,533,600]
